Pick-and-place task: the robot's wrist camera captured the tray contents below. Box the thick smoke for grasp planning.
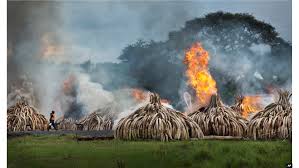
[7,2,119,119]
[7,1,142,120]
[92,12,291,110]
[7,75,37,107]
[8,2,63,110]
[8,1,291,119]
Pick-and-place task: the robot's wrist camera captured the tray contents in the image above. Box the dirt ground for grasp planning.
[7,130,114,139]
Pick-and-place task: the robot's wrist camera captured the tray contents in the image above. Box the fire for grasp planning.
[131,88,170,104]
[241,95,263,117]
[63,75,76,95]
[40,33,64,60]
[131,89,147,102]
[184,42,217,106]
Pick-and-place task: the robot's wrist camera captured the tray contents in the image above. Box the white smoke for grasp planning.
[7,75,36,108]
[76,73,114,113]
[112,99,148,130]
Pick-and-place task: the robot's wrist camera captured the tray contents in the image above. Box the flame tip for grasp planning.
[184,42,217,106]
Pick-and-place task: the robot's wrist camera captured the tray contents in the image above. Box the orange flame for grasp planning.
[63,75,76,95]
[131,89,147,102]
[40,33,64,59]
[184,42,217,106]
[131,88,170,104]
[241,95,263,117]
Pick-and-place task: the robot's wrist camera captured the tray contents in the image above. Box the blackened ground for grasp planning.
[7,130,114,139]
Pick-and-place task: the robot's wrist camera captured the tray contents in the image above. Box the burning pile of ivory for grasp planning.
[115,93,204,141]
[247,90,292,140]
[79,105,116,130]
[231,95,264,120]
[189,94,247,137]
[56,117,77,130]
[7,97,48,131]
[231,95,244,116]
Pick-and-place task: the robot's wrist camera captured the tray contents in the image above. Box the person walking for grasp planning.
[48,110,58,131]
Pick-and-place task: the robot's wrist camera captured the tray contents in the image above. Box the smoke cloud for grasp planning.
[8,1,291,120]
[98,12,292,110]
[7,2,120,119]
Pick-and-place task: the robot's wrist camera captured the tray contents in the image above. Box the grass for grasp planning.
[8,135,291,168]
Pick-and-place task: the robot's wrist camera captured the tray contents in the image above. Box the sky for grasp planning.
[7,0,291,64]
[57,0,291,63]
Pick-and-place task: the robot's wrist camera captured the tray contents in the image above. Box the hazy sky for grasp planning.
[57,0,291,63]
[9,0,291,63]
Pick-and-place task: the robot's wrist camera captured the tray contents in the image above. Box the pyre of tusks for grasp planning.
[188,94,248,137]
[81,102,119,131]
[7,90,292,141]
[247,90,292,140]
[115,93,204,141]
[7,97,48,132]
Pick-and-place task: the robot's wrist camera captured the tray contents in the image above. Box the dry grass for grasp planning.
[189,94,247,137]
[115,93,204,141]
[247,90,292,140]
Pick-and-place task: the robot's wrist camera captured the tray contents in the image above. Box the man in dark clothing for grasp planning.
[48,111,58,131]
